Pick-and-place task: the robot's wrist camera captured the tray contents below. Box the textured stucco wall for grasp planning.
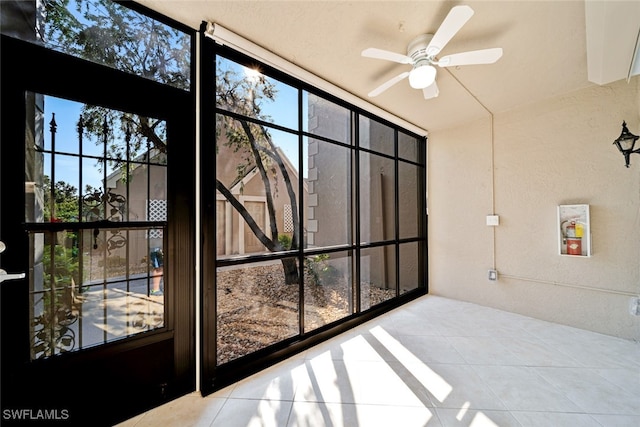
[428,77,640,340]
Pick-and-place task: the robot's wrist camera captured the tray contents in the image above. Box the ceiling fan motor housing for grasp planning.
[408,34,435,61]
[407,34,437,89]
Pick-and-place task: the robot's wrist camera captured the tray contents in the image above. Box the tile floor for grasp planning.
[116,295,640,427]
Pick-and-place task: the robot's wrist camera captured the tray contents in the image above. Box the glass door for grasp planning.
[26,92,170,356]
[0,35,195,426]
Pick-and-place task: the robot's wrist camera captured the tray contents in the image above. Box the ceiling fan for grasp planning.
[362,5,503,99]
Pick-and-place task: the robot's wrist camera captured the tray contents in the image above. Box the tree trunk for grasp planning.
[281,258,299,285]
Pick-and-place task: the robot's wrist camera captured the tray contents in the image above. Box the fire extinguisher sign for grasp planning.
[558,204,591,257]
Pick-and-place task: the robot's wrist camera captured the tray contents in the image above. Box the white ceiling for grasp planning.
[137,0,640,133]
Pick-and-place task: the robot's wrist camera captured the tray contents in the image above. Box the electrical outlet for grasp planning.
[629,297,640,316]
[488,269,498,281]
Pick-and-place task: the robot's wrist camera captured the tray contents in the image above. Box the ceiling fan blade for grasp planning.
[437,48,503,67]
[368,71,410,97]
[422,82,439,99]
[426,5,474,56]
[362,47,412,64]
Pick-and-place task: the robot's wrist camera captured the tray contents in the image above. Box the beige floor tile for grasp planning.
[116,296,640,426]
[435,408,521,427]
[209,398,292,427]
[124,393,225,427]
[287,402,441,427]
[471,365,583,412]
[534,366,640,415]
[423,363,507,410]
[510,411,602,427]
[590,414,640,427]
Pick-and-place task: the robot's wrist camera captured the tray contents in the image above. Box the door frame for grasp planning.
[0,35,196,426]
[239,197,269,254]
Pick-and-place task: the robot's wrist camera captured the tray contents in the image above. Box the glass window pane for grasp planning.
[40,98,81,155]
[51,154,81,222]
[216,117,300,258]
[303,92,351,144]
[216,57,298,130]
[305,138,351,248]
[399,242,420,294]
[81,123,104,158]
[54,154,81,183]
[2,0,191,90]
[25,152,49,223]
[304,250,352,332]
[359,116,394,156]
[399,162,420,239]
[360,246,395,310]
[209,47,428,367]
[124,171,146,223]
[26,94,167,225]
[359,152,395,244]
[29,228,165,360]
[216,258,300,365]
[81,158,105,221]
[398,131,419,163]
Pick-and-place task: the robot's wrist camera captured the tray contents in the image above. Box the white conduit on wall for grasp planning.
[446,69,638,299]
[499,274,639,297]
[203,22,428,138]
[444,69,497,270]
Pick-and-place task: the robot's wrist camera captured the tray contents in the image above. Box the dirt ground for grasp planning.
[216,262,395,364]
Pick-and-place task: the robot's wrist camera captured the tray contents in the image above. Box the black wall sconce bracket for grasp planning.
[613,121,640,168]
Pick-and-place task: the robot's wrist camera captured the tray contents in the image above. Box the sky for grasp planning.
[43,63,308,193]
[43,95,103,188]
[239,63,308,178]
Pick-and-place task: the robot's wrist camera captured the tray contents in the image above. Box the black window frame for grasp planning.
[200,25,427,394]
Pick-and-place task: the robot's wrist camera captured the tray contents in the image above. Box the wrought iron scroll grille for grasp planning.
[28,101,168,360]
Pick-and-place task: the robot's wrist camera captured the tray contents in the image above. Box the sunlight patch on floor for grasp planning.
[369,325,453,402]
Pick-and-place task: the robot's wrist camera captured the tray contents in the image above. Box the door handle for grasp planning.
[0,241,26,283]
[0,269,26,283]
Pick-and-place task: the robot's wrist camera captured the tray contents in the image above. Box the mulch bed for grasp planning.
[216,262,394,364]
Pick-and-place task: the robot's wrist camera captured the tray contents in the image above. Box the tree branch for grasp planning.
[215,180,278,251]
[240,120,280,241]
[262,132,300,249]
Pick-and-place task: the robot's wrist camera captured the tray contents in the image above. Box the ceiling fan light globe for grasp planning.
[409,65,436,89]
